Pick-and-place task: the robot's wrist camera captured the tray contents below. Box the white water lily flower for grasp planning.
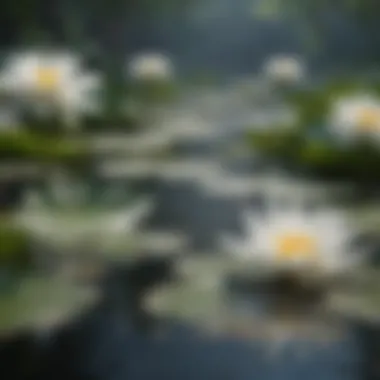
[220,208,362,276]
[128,52,174,81]
[0,50,102,129]
[329,93,380,143]
[263,55,305,84]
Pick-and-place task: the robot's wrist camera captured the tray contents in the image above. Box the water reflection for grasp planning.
[35,282,365,380]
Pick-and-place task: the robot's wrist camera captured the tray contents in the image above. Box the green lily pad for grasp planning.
[327,287,380,324]
[145,255,294,323]
[345,203,380,231]
[15,211,141,249]
[146,278,224,324]
[0,276,99,337]
[148,261,380,328]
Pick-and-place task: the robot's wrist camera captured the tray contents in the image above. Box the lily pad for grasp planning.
[145,276,224,324]
[147,259,380,333]
[0,276,99,337]
[145,255,300,323]
[327,289,380,324]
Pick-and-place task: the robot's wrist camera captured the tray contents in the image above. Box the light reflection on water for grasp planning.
[45,298,362,380]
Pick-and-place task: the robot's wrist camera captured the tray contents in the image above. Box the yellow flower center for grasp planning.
[275,232,318,262]
[357,107,380,131]
[35,67,60,92]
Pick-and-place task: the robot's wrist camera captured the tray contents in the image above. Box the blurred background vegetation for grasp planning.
[258,0,380,67]
[1,0,380,84]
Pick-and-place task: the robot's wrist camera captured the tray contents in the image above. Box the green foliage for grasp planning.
[0,0,192,45]
[0,131,89,162]
[288,79,370,129]
[0,276,98,335]
[128,81,180,105]
[0,223,31,273]
[254,0,380,56]
[300,142,380,180]
[248,127,380,181]
[248,78,380,182]
[247,128,301,159]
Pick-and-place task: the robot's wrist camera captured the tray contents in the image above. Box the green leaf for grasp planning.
[0,222,32,273]
[0,132,88,162]
[0,276,98,336]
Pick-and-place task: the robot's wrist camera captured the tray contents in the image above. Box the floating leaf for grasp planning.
[0,276,99,337]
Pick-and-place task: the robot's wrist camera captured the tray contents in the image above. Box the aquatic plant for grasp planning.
[220,206,364,279]
[0,50,102,130]
[0,131,89,163]
[0,275,99,339]
[0,223,32,278]
[247,78,380,182]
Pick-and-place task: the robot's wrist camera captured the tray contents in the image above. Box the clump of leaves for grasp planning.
[299,142,380,181]
[129,81,179,105]
[248,78,380,182]
[0,131,89,163]
[288,78,368,130]
[0,223,32,273]
[247,125,302,160]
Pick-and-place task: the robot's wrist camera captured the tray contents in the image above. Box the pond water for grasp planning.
[3,83,380,380]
